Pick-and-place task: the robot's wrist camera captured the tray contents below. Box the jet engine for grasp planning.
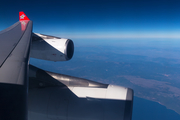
[30,33,74,61]
[28,65,133,120]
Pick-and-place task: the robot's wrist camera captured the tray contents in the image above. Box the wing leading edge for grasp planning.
[0,12,32,120]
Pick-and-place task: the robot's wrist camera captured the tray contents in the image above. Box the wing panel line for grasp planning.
[0,21,29,67]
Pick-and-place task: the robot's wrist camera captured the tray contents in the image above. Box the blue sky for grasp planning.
[1,0,180,38]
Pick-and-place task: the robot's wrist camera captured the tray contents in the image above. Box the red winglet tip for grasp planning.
[19,11,30,21]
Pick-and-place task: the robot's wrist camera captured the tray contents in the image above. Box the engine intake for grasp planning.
[65,39,74,60]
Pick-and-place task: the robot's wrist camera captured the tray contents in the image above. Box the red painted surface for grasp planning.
[19,11,30,21]
[19,12,30,31]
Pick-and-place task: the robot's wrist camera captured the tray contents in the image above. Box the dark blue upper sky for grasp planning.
[1,0,180,38]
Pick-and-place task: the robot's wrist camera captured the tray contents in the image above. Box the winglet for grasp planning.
[19,11,30,21]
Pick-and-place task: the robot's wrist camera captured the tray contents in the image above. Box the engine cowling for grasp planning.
[28,65,134,120]
[30,33,74,61]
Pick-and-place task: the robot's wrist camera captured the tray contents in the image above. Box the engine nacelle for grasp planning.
[28,65,133,120]
[30,33,74,61]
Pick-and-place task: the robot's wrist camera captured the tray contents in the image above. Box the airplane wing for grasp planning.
[0,12,32,120]
[0,12,134,120]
